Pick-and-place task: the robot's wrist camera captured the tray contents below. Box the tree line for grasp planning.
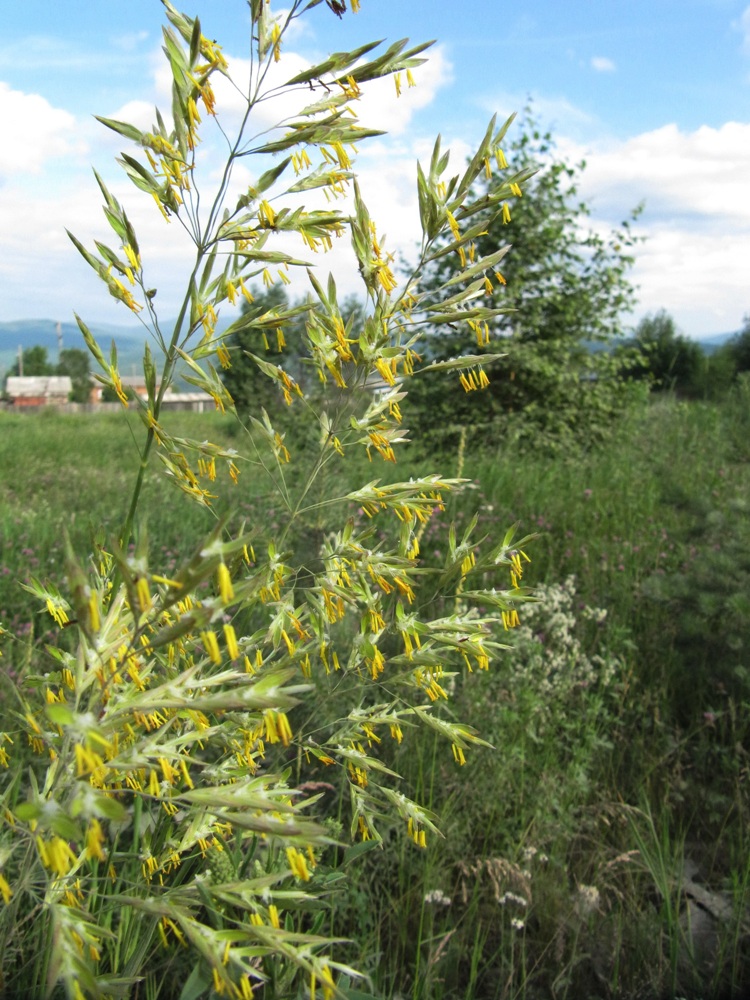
[623,310,750,399]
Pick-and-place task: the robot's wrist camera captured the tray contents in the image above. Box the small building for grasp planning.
[5,376,72,407]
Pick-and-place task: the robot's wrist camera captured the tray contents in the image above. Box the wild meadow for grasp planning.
[2,387,749,998]
[1,1,749,998]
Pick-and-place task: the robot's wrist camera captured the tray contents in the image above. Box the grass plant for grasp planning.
[0,2,539,997]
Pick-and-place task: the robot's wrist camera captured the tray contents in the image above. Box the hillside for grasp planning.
[0,319,145,378]
[697,330,735,354]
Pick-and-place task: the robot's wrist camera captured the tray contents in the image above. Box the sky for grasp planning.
[2,0,750,339]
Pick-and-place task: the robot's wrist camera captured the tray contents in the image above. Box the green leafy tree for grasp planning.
[703,346,739,398]
[407,111,641,449]
[727,314,750,374]
[694,314,750,399]
[626,310,705,396]
[694,321,747,399]
[7,345,55,378]
[57,347,93,403]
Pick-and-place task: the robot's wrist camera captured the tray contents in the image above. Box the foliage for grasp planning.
[58,348,95,403]
[406,111,642,450]
[337,399,750,999]
[0,2,540,997]
[624,309,706,396]
[7,344,56,378]
[483,573,621,722]
[219,285,307,418]
[700,344,739,400]
[329,573,628,998]
[688,315,750,400]
[638,387,750,722]
[724,313,750,375]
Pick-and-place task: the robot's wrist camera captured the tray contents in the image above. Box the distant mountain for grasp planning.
[586,330,737,357]
[0,319,145,378]
[696,331,735,355]
[0,317,241,389]
[0,318,143,343]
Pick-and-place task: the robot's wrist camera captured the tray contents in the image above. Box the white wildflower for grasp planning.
[576,883,600,916]
[499,891,527,908]
[424,888,451,907]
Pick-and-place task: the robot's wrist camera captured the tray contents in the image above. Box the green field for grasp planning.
[1,393,749,999]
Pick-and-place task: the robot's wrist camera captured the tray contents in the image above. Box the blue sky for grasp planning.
[2,0,749,337]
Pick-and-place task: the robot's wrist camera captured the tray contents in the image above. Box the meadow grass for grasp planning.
[0,409,262,638]
[1,393,749,998]
[346,392,750,999]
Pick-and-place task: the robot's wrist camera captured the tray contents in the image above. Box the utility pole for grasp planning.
[18,345,23,377]
[56,321,63,363]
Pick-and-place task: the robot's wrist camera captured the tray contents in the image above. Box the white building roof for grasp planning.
[6,376,72,397]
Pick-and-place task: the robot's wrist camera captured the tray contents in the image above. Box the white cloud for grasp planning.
[111,31,150,53]
[106,100,159,133]
[272,8,315,45]
[631,228,748,335]
[209,51,313,128]
[591,56,616,73]
[560,121,750,224]
[556,121,750,335]
[0,82,86,177]
[479,89,595,140]
[0,165,197,324]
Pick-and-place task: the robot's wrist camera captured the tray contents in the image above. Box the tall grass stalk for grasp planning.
[0,2,541,997]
